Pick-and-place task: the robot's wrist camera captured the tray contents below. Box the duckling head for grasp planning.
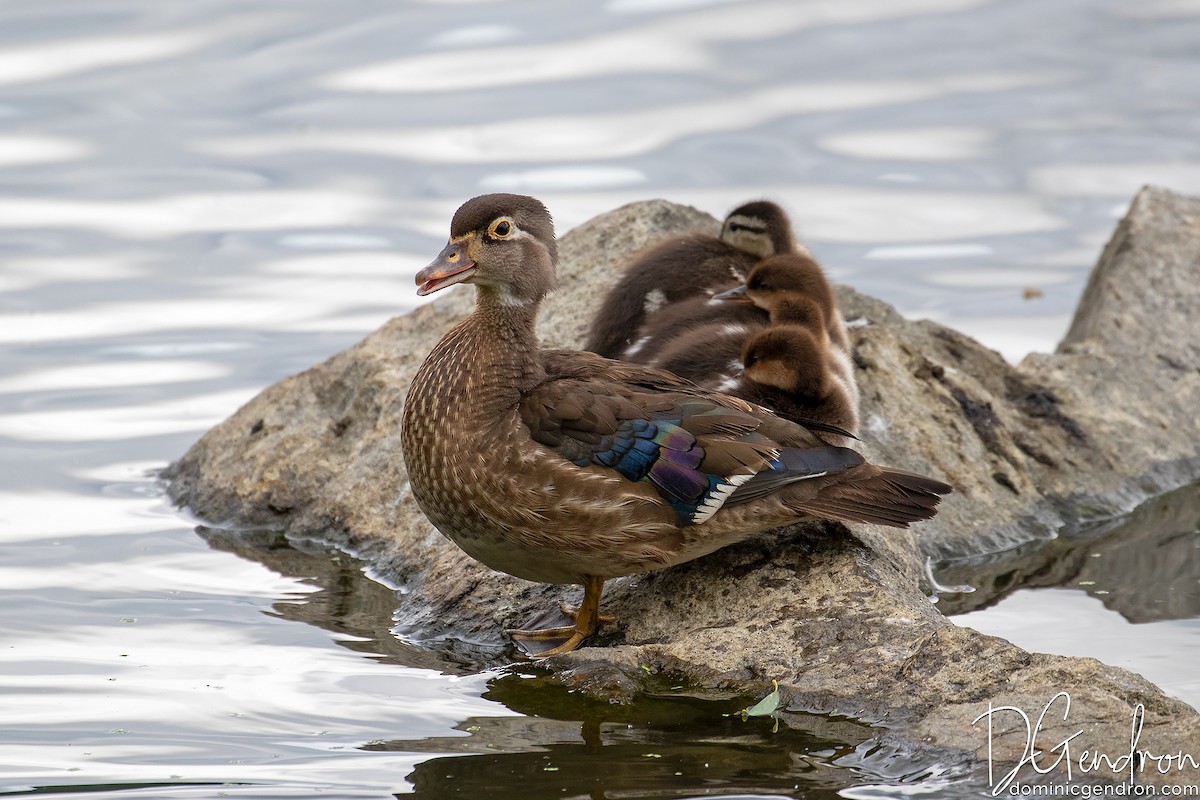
[416,193,558,306]
[720,200,795,259]
[741,324,832,400]
[769,294,828,331]
[720,252,835,316]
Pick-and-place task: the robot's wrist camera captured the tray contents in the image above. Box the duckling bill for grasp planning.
[402,193,951,658]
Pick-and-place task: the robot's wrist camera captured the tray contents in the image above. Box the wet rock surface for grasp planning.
[166,187,1200,783]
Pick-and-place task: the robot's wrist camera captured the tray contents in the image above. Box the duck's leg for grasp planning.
[506,575,607,656]
[558,601,616,625]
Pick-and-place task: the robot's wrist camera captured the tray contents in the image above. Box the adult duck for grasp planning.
[402,193,950,656]
[584,200,795,358]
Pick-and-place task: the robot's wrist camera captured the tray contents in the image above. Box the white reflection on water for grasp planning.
[866,243,995,260]
[327,0,990,93]
[1,256,150,293]
[1029,162,1200,197]
[0,284,406,345]
[0,361,231,394]
[819,127,994,161]
[0,30,216,86]
[1,623,454,730]
[0,187,388,238]
[0,135,92,167]
[0,389,257,442]
[0,618,501,790]
[1111,0,1200,17]
[0,492,183,539]
[0,541,306,595]
[429,24,521,47]
[210,72,1068,164]
[323,30,707,93]
[608,0,743,12]
[479,166,648,191]
[958,589,1200,707]
[924,267,1077,288]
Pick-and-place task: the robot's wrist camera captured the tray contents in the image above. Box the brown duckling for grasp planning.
[644,295,857,442]
[620,293,767,364]
[719,252,851,352]
[734,320,859,446]
[584,200,795,358]
[715,252,858,419]
[402,193,951,657]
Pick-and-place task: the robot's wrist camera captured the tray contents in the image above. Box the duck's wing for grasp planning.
[519,372,863,526]
[542,348,697,392]
[546,348,845,445]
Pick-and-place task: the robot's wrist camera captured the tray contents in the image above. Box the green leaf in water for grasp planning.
[741,680,781,718]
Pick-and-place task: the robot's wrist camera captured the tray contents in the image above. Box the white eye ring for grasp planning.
[489,218,514,238]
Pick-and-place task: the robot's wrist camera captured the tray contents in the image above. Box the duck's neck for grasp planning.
[431,288,546,419]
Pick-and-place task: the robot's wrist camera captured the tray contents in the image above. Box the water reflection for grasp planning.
[0,135,91,167]
[942,480,1200,707]
[195,526,975,797]
[379,669,956,799]
[0,29,215,87]
[937,478,1200,623]
[5,0,1200,794]
[197,527,504,674]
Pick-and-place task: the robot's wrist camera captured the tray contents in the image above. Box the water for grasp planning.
[2,0,1199,796]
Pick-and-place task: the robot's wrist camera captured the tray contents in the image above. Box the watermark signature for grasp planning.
[973,692,1198,796]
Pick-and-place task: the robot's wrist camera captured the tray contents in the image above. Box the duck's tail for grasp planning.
[799,466,953,528]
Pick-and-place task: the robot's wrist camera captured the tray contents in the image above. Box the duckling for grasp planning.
[642,295,856,441]
[719,252,850,348]
[584,200,796,358]
[402,193,951,657]
[715,252,858,419]
[734,320,859,446]
[620,293,767,364]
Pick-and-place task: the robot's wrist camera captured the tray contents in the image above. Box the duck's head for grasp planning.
[714,253,834,316]
[741,324,831,398]
[720,200,795,259]
[416,193,558,305]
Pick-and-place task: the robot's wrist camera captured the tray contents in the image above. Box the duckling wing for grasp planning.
[518,374,863,525]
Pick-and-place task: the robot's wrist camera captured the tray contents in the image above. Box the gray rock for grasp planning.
[165,189,1200,784]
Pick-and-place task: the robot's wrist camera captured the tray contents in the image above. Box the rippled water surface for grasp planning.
[3,0,1199,797]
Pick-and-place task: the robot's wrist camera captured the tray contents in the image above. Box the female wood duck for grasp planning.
[584,200,796,358]
[402,193,951,657]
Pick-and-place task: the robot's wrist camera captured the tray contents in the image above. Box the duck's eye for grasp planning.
[489,219,512,238]
[745,353,760,367]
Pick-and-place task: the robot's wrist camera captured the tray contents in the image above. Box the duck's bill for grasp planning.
[416,241,476,296]
[711,284,751,303]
